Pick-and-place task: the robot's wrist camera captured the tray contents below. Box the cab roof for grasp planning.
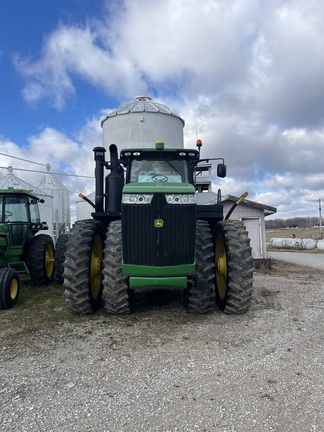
[0,187,39,200]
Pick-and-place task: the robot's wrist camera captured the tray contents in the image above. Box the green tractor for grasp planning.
[64,140,253,315]
[0,188,55,309]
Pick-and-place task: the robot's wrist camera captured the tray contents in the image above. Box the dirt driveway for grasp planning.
[1,260,323,432]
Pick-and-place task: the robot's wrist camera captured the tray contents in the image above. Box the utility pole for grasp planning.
[319,198,323,239]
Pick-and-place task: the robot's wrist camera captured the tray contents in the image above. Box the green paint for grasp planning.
[122,263,195,276]
[129,276,187,290]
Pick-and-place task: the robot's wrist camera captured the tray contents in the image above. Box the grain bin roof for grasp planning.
[0,167,47,195]
[101,95,185,125]
[34,165,69,191]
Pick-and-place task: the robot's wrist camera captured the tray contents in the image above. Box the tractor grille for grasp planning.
[121,194,196,266]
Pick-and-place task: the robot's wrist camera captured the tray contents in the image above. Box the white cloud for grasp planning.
[0,114,104,223]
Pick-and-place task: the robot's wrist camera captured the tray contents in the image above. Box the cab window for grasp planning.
[29,199,41,223]
[4,197,29,222]
[130,159,188,183]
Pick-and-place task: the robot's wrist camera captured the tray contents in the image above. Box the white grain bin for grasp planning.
[34,165,71,243]
[101,95,185,152]
[76,191,95,221]
[0,167,54,236]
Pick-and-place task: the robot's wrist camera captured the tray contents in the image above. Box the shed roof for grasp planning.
[221,194,277,217]
[197,191,277,216]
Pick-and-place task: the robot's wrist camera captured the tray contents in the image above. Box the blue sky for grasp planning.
[0,0,114,142]
[1,0,324,221]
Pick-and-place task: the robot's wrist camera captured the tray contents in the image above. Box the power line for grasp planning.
[0,151,47,167]
[0,166,94,179]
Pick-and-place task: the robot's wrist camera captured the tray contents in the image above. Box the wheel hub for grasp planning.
[10,279,18,300]
[45,246,55,277]
[90,235,103,299]
[217,255,227,276]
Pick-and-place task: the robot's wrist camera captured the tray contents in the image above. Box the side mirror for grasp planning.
[217,163,227,178]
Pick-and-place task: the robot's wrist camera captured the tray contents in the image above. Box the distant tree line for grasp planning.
[265,217,321,229]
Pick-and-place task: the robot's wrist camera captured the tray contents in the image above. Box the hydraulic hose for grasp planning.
[224,192,249,220]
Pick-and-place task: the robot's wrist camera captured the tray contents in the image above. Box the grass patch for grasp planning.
[1,281,79,335]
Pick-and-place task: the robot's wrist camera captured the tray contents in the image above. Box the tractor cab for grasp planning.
[121,142,200,186]
[0,188,47,249]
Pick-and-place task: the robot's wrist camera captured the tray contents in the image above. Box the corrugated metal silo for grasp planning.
[34,165,71,242]
[101,95,185,151]
[0,167,54,236]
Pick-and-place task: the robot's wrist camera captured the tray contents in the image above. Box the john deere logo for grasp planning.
[154,219,164,228]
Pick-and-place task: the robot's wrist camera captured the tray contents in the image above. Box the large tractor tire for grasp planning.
[102,220,130,314]
[0,267,20,310]
[54,233,70,283]
[186,220,215,314]
[64,220,105,314]
[26,234,55,285]
[215,219,253,314]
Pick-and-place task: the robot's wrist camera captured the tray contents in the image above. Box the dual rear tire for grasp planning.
[64,220,104,314]
[215,220,254,314]
[186,219,254,315]
[63,219,131,315]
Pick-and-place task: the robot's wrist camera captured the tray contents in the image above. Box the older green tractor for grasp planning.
[0,188,55,309]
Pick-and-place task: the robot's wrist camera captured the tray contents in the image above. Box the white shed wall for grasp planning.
[222,202,267,259]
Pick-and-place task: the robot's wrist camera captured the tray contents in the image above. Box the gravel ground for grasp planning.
[1,260,324,432]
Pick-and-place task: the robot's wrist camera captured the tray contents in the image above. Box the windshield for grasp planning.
[4,196,29,222]
[2,195,40,223]
[130,159,189,183]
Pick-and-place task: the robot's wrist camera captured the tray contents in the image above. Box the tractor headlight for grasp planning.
[122,194,153,204]
[165,194,196,204]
